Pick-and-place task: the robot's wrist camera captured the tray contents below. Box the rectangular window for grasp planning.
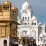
[1,27,5,36]
[0,27,6,37]
[3,6,9,10]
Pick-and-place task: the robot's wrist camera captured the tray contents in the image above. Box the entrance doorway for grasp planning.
[4,40,7,46]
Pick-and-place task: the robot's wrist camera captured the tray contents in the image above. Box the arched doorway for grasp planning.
[4,40,7,46]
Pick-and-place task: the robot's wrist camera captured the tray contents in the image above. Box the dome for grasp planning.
[11,6,16,10]
[32,16,37,20]
[11,6,18,11]
[2,0,11,5]
[22,0,31,10]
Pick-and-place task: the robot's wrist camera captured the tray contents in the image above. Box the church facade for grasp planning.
[17,0,46,46]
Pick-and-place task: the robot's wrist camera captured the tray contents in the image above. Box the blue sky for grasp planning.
[1,0,46,24]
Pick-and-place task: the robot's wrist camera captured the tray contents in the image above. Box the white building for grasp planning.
[17,0,46,46]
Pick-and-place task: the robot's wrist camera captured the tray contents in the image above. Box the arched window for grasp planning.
[32,30,36,37]
[32,23,36,25]
[28,17,29,20]
[13,11,16,14]
[23,17,24,20]
[24,23,27,25]
[4,40,7,46]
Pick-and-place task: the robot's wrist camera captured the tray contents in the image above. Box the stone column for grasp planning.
[36,37,39,46]
[7,36,10,46]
